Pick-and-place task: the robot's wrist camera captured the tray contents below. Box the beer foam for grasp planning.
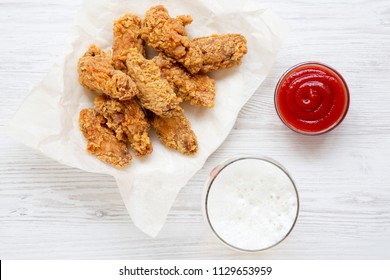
[206,158,298,251]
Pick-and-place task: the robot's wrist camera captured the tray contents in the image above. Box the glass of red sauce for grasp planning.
[275,62,350,135]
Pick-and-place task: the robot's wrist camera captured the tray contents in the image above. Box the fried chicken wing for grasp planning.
[94,95,152,158]
[141,5,203,74]
[125,48,180,117]
[192,34,247,73]
[78,45,138,100]
[79,108,132,168]
[151,107,198,156]
[153,53,216,108]
[112,14,146,71]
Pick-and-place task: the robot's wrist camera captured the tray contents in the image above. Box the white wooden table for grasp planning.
[1,0,389,259]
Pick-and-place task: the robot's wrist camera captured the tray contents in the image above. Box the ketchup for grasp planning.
[275,62,349,135]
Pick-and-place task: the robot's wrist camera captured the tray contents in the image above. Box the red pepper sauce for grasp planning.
[275,62,349,135]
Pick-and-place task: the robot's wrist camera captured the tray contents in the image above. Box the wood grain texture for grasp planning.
[0,0,390,259]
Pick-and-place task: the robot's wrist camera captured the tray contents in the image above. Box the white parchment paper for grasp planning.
[7,0,289,237]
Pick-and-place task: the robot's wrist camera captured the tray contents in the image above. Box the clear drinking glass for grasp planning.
[202,156,299,252]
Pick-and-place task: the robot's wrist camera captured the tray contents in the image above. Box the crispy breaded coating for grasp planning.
[151,107,198,156]
[175,14,193,26]
[94,95,152,158]
[78,45,138,100]
[192,34,248,73]
[125,48,180,117]
[153,53,216,108]
[141,5,203,74]
[79,108,132,168]
[112,14,146,71]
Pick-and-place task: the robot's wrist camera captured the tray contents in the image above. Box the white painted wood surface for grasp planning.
[1,0,389,259]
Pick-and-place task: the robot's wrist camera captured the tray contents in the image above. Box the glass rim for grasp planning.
[203,155,300,253]
[274,61,350,136]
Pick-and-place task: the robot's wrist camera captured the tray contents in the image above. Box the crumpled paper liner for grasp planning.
[7,0,289,237]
